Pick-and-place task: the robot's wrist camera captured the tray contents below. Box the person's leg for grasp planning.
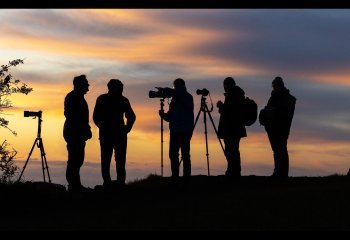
[224,138,234,176]
[66,141,75,186]
[169,132,180,182]
[100,139,113,185]
[268,132,285,177]
[180,132,192,182]
[231,137,241,177]
[66,140,85,190]
[279,137,289,177]
[115,134,127,184]
[267,132,278,176]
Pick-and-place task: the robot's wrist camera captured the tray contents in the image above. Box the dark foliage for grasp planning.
[0,59,33,182]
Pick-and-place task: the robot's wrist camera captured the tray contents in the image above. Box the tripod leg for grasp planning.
[193,100,212,176]
[38,140,46,182]
[205,105,226,154]
[203,111,210,176]
[39,138,51,183]
[161,116,164,177]
[17,138,38,182]
[193,106,202,132]
[185,107,202,168]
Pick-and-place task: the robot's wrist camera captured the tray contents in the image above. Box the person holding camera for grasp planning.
[261,76,296,178]
[93,79,136,188]
[159,78,194,186]
[217,77,246,178]
[63,74,92,192]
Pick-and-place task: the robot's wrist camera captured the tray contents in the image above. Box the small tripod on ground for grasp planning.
[192,94,225,176]
[17,111,51,183]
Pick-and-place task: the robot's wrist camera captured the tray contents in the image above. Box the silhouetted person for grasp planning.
[93,79,136,187]
[217,77,247,178]
[63,74,92,192]
[263,77,296,178]
[159,78,194,186]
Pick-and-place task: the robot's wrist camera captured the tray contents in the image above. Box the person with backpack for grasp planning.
[217,77,247,178]
[260,76,296,178]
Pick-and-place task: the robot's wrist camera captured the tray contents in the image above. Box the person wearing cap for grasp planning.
[93,79,136,188]
[63,74,92,192]
[159,78,194,186]
[263,76,296,178]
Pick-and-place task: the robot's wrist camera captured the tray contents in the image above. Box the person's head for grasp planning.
[73,75,89,94]
[107,79,123,96]
[272,76,285,91]
[173,78,186,90]
[223,77,236,92]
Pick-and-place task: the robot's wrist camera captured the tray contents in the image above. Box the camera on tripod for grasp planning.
[149,87,174,99]
[196,88,209,96]
[18,110,51,183]
[24,110,42,118]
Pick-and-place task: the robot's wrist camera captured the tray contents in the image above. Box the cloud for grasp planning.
[141,9,350,79]
[3,9,350,81]
[1,10,153,41]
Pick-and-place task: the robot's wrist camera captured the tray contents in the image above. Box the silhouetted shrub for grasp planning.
[0,140,18,183]
[0,59,33,182]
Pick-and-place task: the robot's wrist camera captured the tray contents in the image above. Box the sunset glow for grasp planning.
[1,9,350,187]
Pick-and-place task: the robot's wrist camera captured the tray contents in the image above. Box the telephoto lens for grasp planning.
[24,110,42,118]
[148,87,173,99]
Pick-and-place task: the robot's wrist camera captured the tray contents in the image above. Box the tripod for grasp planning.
[17,113,51,183]
[192,95,225,176]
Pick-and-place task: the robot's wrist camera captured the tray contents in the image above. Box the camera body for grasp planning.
[196,88,209,96]
[24,110,42,118]
[149,87,174,99]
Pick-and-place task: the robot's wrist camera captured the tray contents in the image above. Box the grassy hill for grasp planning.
[1,174,350,230]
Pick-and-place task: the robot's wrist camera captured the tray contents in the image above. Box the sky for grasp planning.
[1,9,350,187]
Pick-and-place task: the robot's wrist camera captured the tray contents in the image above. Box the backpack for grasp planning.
[243,97,258,126]
[258,107,275,126]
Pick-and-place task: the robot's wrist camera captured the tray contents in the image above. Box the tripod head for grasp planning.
[24,110,43,138]
[196,88,213,112]
[199,94,213,113]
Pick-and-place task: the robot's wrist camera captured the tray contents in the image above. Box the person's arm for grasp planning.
[64,94,75,120]
[217,100,224,114]
[125,99,136,133]
[159,109,169,122]
[65,93,85,124]
[93,96,103,128]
